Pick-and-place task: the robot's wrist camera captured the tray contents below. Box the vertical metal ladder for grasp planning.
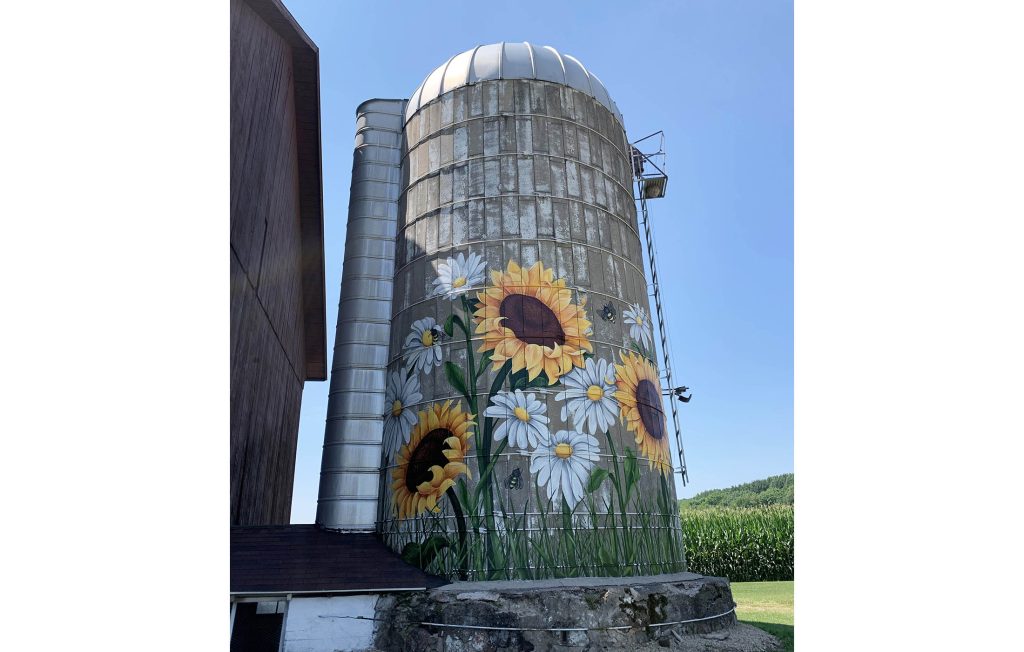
[632,132,689,485]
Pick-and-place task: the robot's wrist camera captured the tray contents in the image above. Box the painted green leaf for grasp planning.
[444,361,469,399]
[527,371,551,388]
[489,359,513,396]
[456,478,475,517]
[444,313,466,338]
[400,542,420,565]
[508,368,528,389]
[477,348,493,376]
[561,498,574,528]
[401,535,450,571]
[587,467,609,493]
[463,294,482,313]
[473,438,508,503]
[508,367,551,390]
[624,448,640,496]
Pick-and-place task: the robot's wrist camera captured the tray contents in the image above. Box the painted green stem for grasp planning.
[445,486,468,580]
[603,432,634,566]
[460,296,477,415]
[457,297,508,576]
[473,438,508,503]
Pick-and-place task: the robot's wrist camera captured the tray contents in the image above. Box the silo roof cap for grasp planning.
[406,42,623,127]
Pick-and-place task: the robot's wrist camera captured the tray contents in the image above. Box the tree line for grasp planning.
[679,473,794,509]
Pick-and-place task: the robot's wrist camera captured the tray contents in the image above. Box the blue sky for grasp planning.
[285,0,793,523]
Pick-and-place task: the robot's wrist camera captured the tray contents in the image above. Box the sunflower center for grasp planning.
[635,379,665,441]
[499,294,566,348]
[420,330,434,347]
[586,384,604,401]
[513,406,531,422]
[554,443,573,459]
[391,400,403,417]
[406,428,453,492]
[452,276,467,288]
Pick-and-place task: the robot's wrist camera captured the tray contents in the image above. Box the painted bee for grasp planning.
[600,303,616,322]
[505,467,523,491]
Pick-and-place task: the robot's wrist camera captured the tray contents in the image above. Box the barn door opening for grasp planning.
[230,600,287,652]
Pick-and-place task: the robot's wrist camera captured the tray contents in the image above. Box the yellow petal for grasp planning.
[444,462,468,478]
[525,345,543,380]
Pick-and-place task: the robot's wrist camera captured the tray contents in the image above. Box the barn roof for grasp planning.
[231,525,447,596]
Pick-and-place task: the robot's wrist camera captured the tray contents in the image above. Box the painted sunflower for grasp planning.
[474,260,592,384]
[391,400,473,519]
[614,351,672,475]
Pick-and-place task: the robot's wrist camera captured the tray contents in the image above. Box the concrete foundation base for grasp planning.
[373,572,780,651]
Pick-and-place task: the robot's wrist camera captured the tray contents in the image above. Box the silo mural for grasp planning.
[322,43,686,581]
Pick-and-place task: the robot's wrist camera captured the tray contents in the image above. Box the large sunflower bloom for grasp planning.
[391,400,473,519]
[474,260,592,385]
[614,352,672,475]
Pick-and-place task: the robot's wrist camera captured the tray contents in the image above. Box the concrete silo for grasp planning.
[319,43,687,581]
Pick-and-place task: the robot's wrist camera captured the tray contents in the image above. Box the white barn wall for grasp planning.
[283,595,379,652]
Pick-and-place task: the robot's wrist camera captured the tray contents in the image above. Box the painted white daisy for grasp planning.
[432,252,486,299]
[403,317,443,374]
[484,389,550,450]
[623,303,653,350]
[382,371,422,452]
[554,357,618,436]
[530,430,601,509]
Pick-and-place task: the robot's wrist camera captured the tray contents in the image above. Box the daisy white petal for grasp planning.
[552,358,619,436]
[529,429,602,510]
[623,303,654,351]
[486,389,550,450]
[431,252,487,299]
[402,317,443,374]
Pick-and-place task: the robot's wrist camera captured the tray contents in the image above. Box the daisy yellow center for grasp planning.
[636,315,644,326]
[513,406,531,422]
[554,443,573,459]
[391,400,403,417]
[586,385,604,401]
[452,276,467,288]
[420,330,434,347]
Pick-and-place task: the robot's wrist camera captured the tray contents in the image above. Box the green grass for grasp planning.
[731,581,793,652]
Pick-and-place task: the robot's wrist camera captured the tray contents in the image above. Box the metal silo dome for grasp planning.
[405,42,624,126]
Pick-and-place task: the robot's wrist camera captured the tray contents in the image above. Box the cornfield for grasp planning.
[679,506,794,581]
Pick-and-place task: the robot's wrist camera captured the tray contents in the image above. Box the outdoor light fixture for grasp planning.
[666,385,692,403]
[641,175,668,199]
[632,133,669,199]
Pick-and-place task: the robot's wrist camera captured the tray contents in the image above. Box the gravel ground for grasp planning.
[363,622,781,651]
[630,622,783,651]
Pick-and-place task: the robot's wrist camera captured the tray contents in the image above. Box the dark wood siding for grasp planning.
[230,0,316,525]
